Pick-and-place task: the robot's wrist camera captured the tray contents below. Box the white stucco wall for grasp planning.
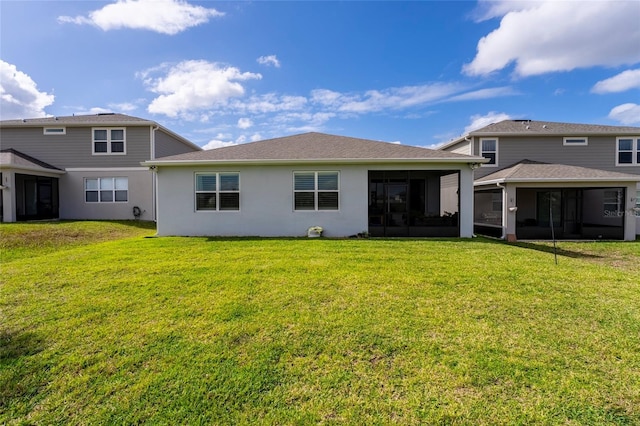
[155,162,476,238]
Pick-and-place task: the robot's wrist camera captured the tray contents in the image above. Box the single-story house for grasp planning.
[143,132,487,237]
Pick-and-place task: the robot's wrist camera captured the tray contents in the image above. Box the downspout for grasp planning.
[465,136,473,156]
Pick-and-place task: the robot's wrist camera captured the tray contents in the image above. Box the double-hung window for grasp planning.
[93,128,126,154]
[616,137,640,165]
[479,138,498,167]
[294,171,339,211]
[195,172,240,211]
[85,177,128,202]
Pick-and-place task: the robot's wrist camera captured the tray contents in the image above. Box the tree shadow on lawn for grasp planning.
[0,329,48,410]
[503,240,603,260]
[0,329,46,361]
[198,235,606,261]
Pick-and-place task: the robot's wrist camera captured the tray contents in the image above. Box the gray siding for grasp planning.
[472,135,640,179]
[154,129,199,158]
[0,126,152,168]
[60,170,154,220]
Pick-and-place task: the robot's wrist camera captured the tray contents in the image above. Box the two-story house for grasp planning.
[440,120,640,241]
[0,113,201,223]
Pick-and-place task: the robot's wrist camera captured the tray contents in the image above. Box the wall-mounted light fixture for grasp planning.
[469,163,481,170]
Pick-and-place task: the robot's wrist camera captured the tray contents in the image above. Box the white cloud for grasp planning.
[0,60,54,119]
[470,0,541,22]
[201,132,263,150]
[257,55,281,68]
[592,69,640,94]
[58,0,224,35]
[141,60,261,118]
[464,112,512,133]
[447,87,517,102]
[608,103,640,125]
[202,139,237,150]
[237,117,253,129]
[73,107,114,115]
[108,100,145,112]
[310,83,466,114]
[464,1,640,77]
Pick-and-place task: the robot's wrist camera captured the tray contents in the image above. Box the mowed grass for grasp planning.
[1,222,639,424]
[0,220,156,262]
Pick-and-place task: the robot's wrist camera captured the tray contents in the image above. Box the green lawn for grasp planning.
[1,222,639,424]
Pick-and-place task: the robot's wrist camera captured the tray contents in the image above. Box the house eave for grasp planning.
[469,130,640,137]
[143,157,487,168]
[475,177,640,186]
[0,164,66,175]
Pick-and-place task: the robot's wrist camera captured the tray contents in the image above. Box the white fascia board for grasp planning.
[437,136,470,151]
[66,167,149,172]
[0,164,66,175]
[475,177,640,186]
[143,157,487,167]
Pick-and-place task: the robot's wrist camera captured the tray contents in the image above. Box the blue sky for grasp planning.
[1,0,639,149]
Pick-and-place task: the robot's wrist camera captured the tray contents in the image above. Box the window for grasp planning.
[93,128,126,154]
[636,190,640,217]
[44,127,66,135]
[603,189,623,217]
[85,177,128,203]
[616,137,640,165]
[479,138,498,167]
[563,137,587,146]
[195,173,239,211]
[294,171,339,211]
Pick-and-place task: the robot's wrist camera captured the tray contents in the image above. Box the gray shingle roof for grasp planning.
[0,113,201,151]
[148,132,484,165]
[0,113,152,127]
[470,120,640,136]
[475,160,640,184]
[0,149,64,172]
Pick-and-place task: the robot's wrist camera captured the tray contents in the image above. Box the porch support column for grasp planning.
[624,183,637,241]
[459,167,474,238]
[504,184,517,241]
[1,171,16,222]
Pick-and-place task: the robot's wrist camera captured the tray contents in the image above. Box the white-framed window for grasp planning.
[479,138,498,167]
[195,172,240,211]
[563,137,588,146]
[43,127,66,135]
[294,171,339,211]
[616,137,640,166]
[635,190,640,217]
[92,128,126,155]
[85,177,128,203]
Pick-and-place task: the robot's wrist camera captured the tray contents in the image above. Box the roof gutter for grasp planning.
[0,164,66,175]
[475,177,640,186]
[142,156,488,168]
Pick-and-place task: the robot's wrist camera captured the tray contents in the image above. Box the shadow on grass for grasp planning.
[0,329,46,361]
[504,241,604,260]
[196,235,605,261]
[0,330,48,414]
